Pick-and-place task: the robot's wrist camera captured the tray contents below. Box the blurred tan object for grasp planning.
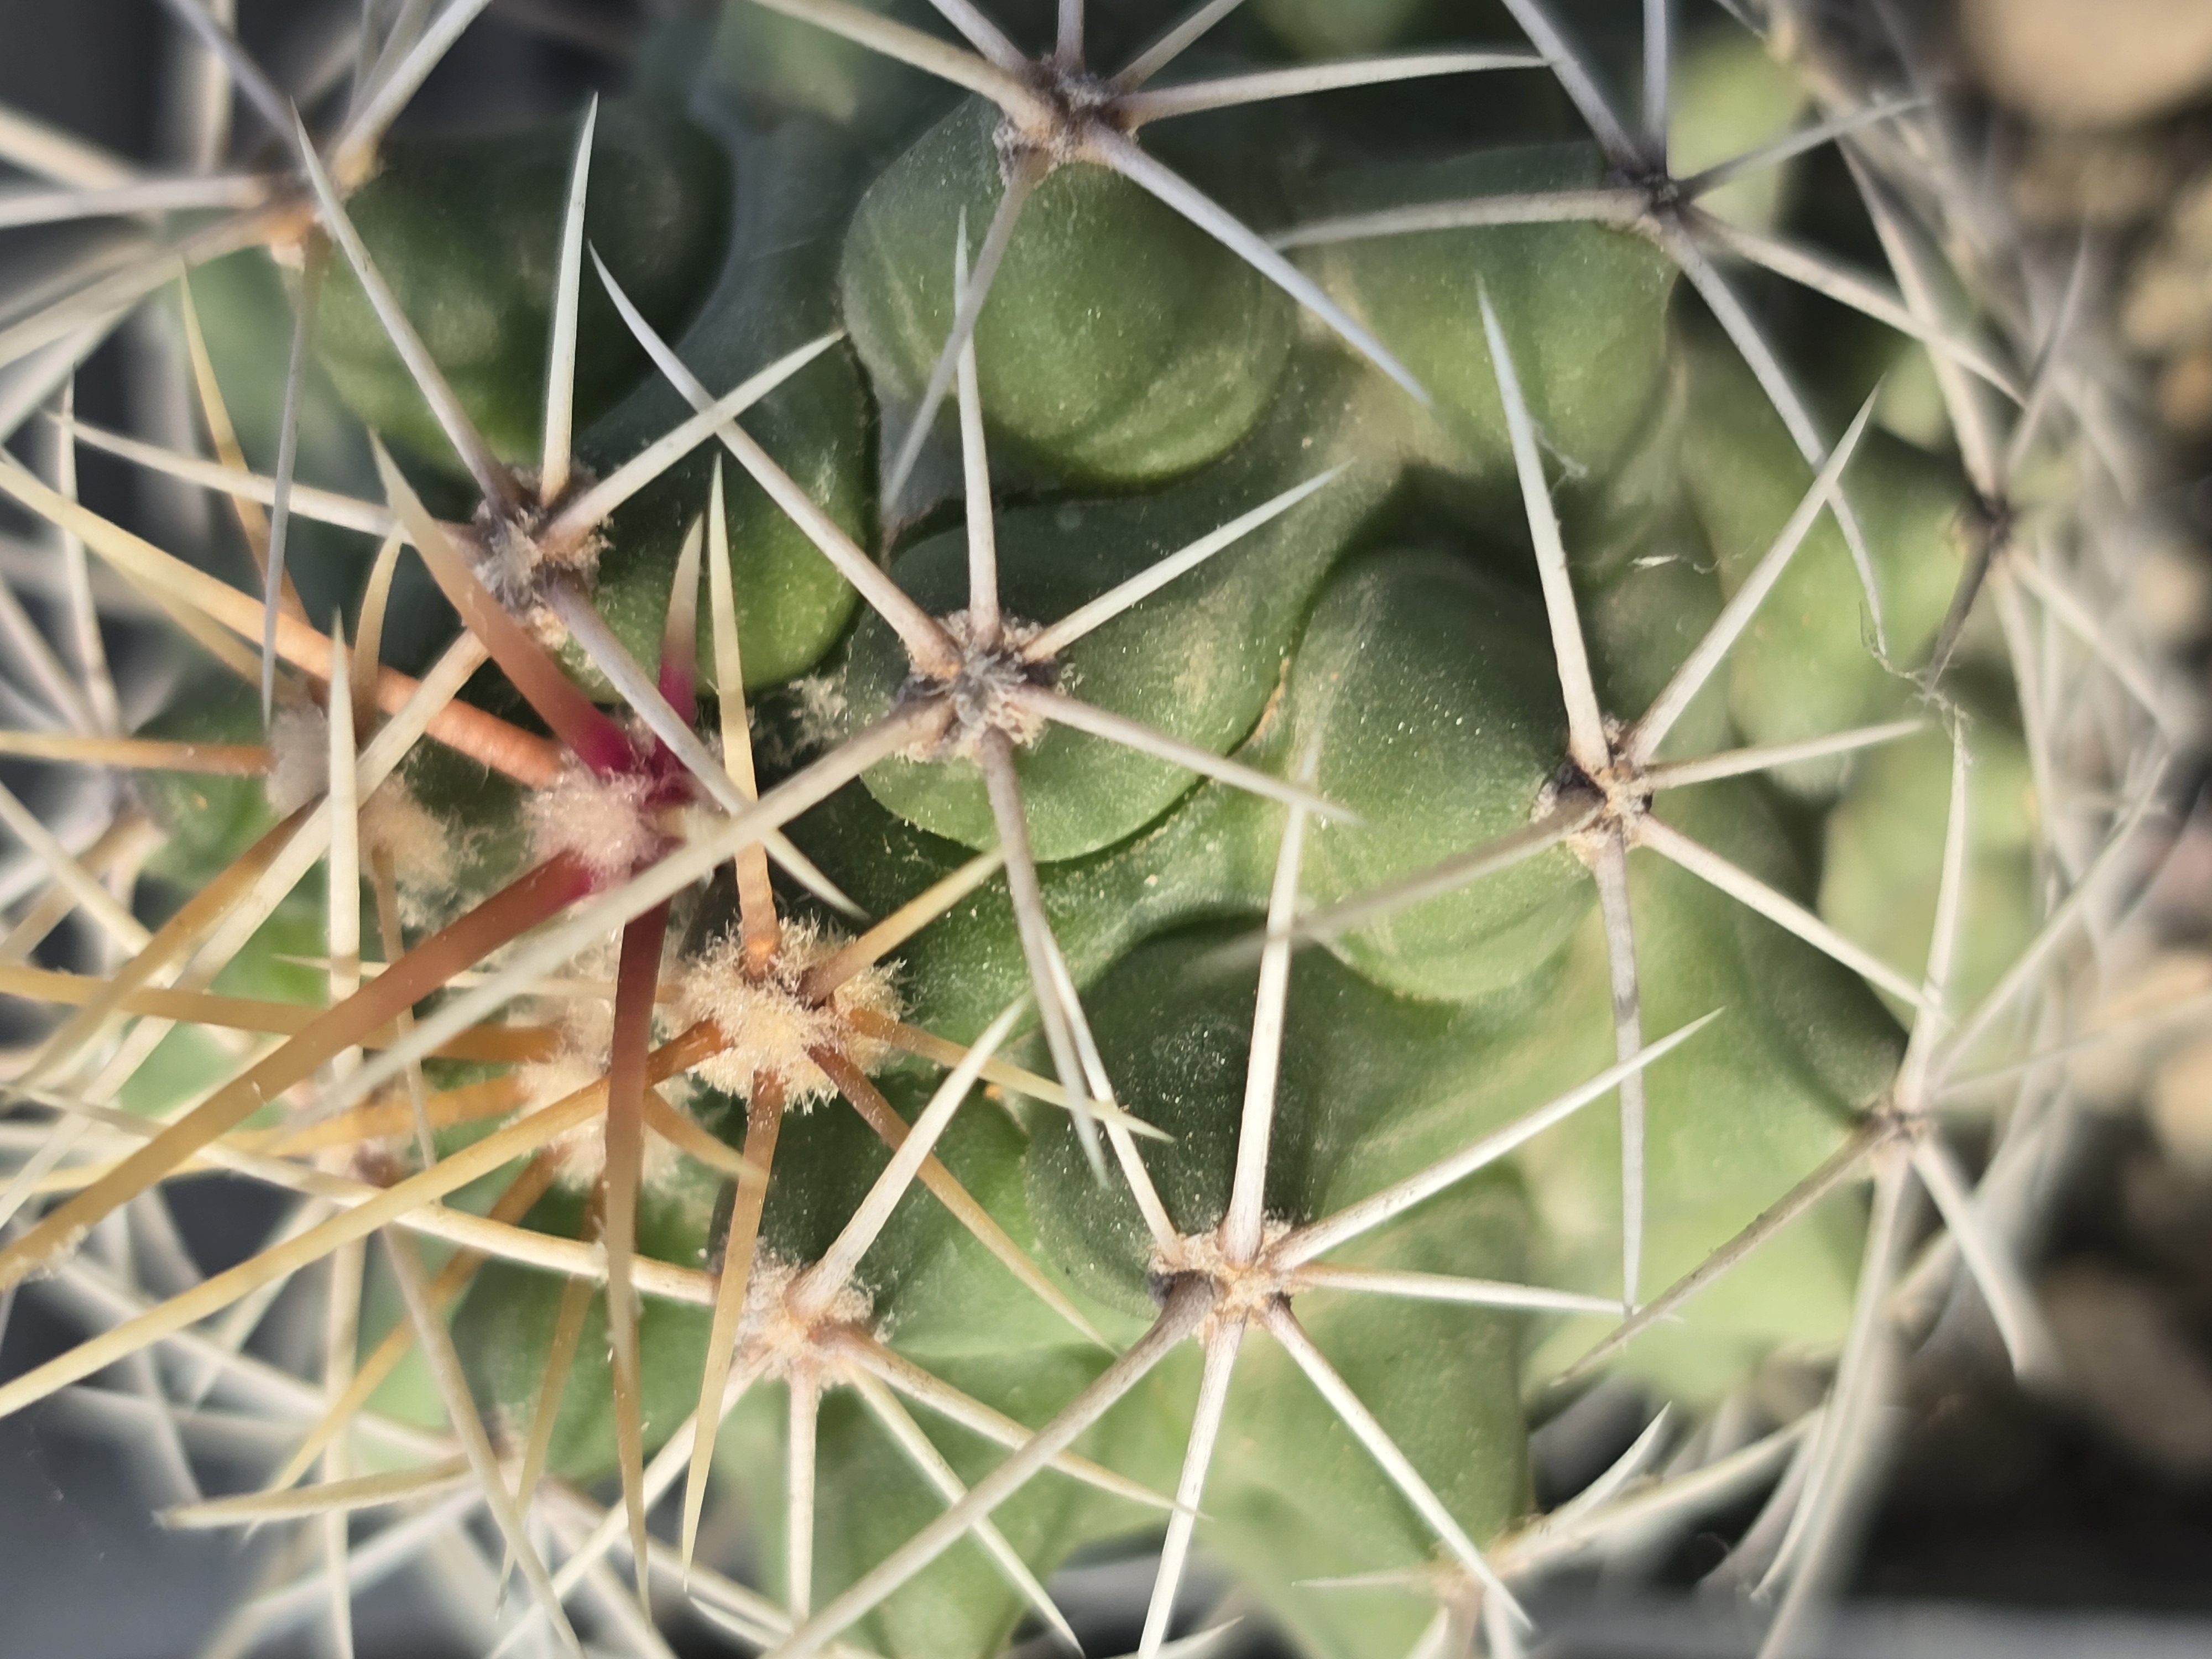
[2010,129,2178,229]
[2065,950,2212,1105]
[2042,1265,2212,1477]
[2126,538,2212,648]
[2158,348,2212,432]
[2124,170,2212,432]
[1963,0,2212,128]
[2151,1031,2212,1173]
[2124,176,2212,355]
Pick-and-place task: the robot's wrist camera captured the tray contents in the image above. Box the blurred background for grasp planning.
[2,2,2210,1655]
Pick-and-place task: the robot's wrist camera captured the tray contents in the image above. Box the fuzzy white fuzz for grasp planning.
[675,919,901,1105]
[526,763,661,884]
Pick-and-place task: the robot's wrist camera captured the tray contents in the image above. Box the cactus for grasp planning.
[0,4,2182,1659]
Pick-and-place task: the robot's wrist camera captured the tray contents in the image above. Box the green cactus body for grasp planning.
[1516,779,1902,1399]
[577,113,877,691]
[1682,328,1969,790]
[843,97,1296,487]
[314,106,729,474]
[1821,702,2039,1022]
[1253,0,1434,59]
[1268,547,1587,1001]
[840,347,1397,859]
[0,7,2155,1659]
[1300,144,1679,483]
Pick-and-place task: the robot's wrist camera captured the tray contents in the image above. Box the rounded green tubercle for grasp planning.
[1301,143,1679,483]
[1517,778,1901,1399]
[1025,926,1541,1308]
[314,104,729,477]
[135,679,278,892]
[1277,546,1590,1003]
[1665,30,1811,232]
[1253,0,1434,58]
[578,116,875,691]
[1820,704,2039,1025]
[841,97,1296,488]
[841,349,1400,862]
[1681,327,1968,791]
[455,1173,718,1481]
[1022,928,1535,1659]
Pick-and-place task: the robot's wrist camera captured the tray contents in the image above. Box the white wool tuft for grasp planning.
[526,763,661,883]
[264,703,330,816]
[512,992,682,1191]
[360,776,457,900]
[732,1257,874,1381]
[789,675,848,749]
[674,918,901,1105]
[753,675,848,773]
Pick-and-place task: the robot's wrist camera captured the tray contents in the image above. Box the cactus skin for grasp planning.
[1302,144,1680,483]
[843,98,1296,487]
[839,347,1396,859]
[579,114,879,693]
[315,106,731,474]
[0,6,2172,1659]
